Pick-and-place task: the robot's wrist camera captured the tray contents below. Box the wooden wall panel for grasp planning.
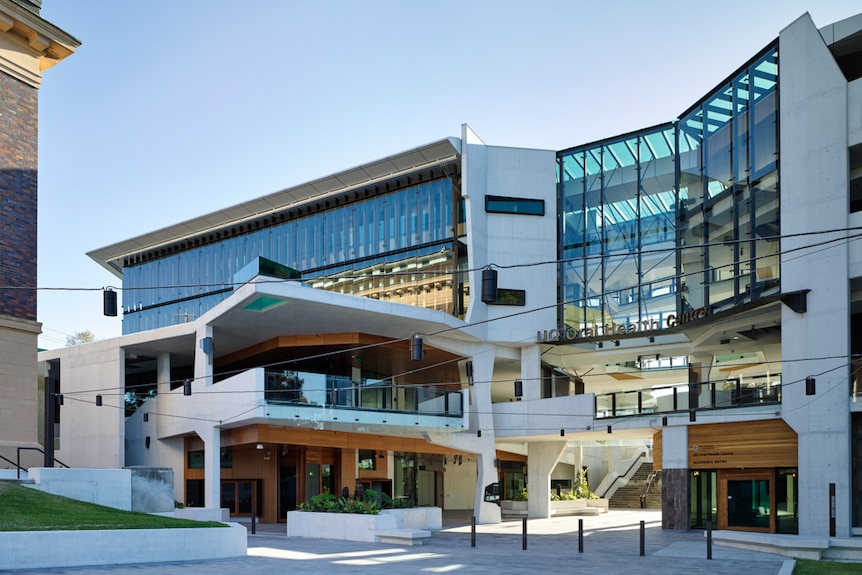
[688,419,797,469]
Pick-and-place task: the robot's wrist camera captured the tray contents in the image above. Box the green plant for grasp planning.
[512,487,528,502]
[297,487,417,515]
[551,469,599,501]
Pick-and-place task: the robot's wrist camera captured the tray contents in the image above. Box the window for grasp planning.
[359,449,377,471]
[485,195,544,216]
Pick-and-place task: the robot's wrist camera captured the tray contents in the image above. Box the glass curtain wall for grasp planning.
[678,47,779,314]
[559,125,677,333]
[122,177,458,334]
[558,43,779,331]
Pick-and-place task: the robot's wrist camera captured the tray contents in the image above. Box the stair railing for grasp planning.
[639,471,658,508]
[16,447,69,479]
[598,451,646,499]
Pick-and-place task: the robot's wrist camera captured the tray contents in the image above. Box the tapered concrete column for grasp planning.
[527,440,567,518]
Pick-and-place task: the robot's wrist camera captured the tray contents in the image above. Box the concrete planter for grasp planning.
[500,500,528,516]
[287,507,441,542]
[550,498,609,515]
[0,523,246,570]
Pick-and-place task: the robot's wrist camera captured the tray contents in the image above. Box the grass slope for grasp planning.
[0,482,225,531]
[795,560,862,574]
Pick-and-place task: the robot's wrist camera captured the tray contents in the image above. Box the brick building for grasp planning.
[0,0,77,467]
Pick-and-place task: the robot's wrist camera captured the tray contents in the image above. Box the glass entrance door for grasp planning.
[718,469,774,532]
[727,478,770,529]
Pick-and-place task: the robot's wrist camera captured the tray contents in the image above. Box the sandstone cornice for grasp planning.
[0,0,78,86]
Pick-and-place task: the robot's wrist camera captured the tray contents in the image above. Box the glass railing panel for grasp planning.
[264,369,461,418]
[594,375,781,419]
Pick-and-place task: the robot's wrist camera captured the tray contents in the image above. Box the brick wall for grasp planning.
[0,72,38,321]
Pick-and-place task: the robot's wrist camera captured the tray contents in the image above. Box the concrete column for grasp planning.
[520,345,542,400]
[660,425,689,529]
[527,440,567,518]
[470,348,501,524]
[195,324,214,390]
[779,13,851,538]
[200,424,221,509]
[157,352,170,392]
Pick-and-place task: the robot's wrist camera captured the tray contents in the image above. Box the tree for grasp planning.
[66,330,95,346]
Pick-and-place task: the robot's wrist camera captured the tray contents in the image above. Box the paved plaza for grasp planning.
[0,510,793,575]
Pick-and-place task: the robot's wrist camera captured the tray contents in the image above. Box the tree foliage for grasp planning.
[65,330,95,346]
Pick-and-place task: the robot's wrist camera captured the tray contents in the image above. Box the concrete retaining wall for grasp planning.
[0,523,247,570]
[287,507,442,541]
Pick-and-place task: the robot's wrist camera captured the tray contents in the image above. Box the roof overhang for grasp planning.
[88,137,462,278]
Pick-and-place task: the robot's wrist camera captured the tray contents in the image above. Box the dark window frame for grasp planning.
[485,195,545,216]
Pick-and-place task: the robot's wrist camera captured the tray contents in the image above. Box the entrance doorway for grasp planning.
[718,469,774,532]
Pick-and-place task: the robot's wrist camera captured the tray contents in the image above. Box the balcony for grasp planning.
[595,374,782,419]
[263,369,464,431]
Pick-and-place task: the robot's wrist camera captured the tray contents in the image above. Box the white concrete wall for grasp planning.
[443,456,477,510]
[461,124,558,343]
[0,523,246,570]
[38,341,125,469]
[27,467,132,510]
[779,13,852,538]
[493,394,594,438]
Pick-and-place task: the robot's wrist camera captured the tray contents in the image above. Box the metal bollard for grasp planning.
[578,518,584,553]
[639,520,645,556]
[471,515,476,548]
[251,511,256,535]
[522,517,527,550]
[706,521,712,560]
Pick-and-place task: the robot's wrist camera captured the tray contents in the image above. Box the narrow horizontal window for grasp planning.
[485,195,544,216]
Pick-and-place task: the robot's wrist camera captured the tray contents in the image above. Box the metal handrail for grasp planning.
[639,471,657,508]
[0,452,24,474]
[598,452,646,499]
[16,447,69,479]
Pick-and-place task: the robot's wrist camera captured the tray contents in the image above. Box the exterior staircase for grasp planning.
[608,462,662,509]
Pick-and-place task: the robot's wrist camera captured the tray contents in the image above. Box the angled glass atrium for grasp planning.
[557,45,779,334]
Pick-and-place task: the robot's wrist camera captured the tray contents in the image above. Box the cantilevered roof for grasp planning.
[88,137,462,277]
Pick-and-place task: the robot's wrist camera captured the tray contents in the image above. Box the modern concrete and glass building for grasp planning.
[38,11,862,540]
[0,0,77,469]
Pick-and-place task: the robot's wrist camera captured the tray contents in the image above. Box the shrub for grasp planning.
[297,487,414,514]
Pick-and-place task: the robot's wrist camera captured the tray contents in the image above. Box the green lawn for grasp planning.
[795,560,862,574]
[0,482,225,531]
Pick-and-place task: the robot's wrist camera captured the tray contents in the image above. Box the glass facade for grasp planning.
[122,177,460,334]
[558,45,779,330]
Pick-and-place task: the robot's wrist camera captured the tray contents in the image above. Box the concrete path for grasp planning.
[1,509,793,575]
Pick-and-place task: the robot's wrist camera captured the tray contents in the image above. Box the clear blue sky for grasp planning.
[35,1,861,349]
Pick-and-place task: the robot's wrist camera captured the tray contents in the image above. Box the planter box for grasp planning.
[550,498,609,516]
[287,507,441,542]
[500,501,528,516]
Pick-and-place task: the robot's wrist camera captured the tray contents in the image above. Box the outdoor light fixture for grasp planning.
[607,425,612,434]
[57,394,63,406]
[662,416,667,426]
[256,443,264,451]
[514,379,523,397]
[690,410,696,422]
[183,379,191,396]
[806,376,816,395]
[103,287,117,317]
[95,395,102,407]
[560,429,565,437]
[410,335,424,361]
[477,430,482,438]
[143,412,149,422]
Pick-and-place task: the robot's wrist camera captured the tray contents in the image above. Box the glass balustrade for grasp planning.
[594,374,781,419]
[264,369,462,418]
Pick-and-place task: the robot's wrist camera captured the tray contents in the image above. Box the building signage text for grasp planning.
[537,306,708,343]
